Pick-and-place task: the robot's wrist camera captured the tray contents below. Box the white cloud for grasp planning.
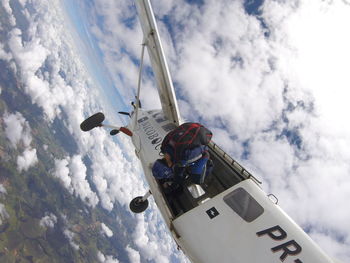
[85,0,143,101]
[54,158,72,191]
[17,0,27,7]
[3,0,147,227]
[104,255,120,263]
[0,203,10,225]
[100,222,113,237]
[125,245,140,263]
[97,251,105,263]
[3,5,154,261]
[169,2,284,140]
[8,27,49,76]
[309,231,350,262]
[17,147,38,172]
[6,1,99,125]
[3,111,32,148]
[63,228,79,251]
[7,27,64,120]
[0,184,7,196]
[40,213,57,228]
[69,155,99,207]
[2,112,38,171]
[89,131,145,211]
[1,0,16,26]
[131,210,189,263]
[54,155,99,207]
[263,1,350,135]
[97,251,120,263]
[0,43,12,61]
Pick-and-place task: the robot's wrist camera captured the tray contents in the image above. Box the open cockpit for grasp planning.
[159,141,261,218]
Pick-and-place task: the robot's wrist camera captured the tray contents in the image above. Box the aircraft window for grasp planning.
[223,188,264,222]
[162,123,176,132]
[156,117,167,123]
[138,116,149,123]
[153,113,167,123]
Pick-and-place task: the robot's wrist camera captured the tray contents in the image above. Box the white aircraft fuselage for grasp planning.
[128,108,335,263]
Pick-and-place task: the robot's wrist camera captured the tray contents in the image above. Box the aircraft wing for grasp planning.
[135,0,181,125]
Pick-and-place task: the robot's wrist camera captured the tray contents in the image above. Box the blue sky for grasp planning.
[61,0,129,121]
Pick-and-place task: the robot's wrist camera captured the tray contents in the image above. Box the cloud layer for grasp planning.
[17,148,38,172]
[54,155,99,207]
[4,112,32,148]
[3,112,38,171]
[1,0,186,261]
[101,222,113,237]
[39,213,58,228]
[63,228,80,251]
[0,203,10,225]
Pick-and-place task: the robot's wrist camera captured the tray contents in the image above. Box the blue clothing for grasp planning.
[180,145,207,166]
[153,145,212,185]
[187,154,212,184]
[173,151,212,185]
[152,159,174,180]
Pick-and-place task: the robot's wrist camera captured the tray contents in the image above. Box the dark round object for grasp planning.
[110,129,120,136]
[80,112,105,131]
[129,196,149,213]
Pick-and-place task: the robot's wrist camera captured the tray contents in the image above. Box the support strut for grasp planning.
[134,40,147,128]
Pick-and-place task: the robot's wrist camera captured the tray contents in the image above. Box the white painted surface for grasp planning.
[172,180,334,263]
